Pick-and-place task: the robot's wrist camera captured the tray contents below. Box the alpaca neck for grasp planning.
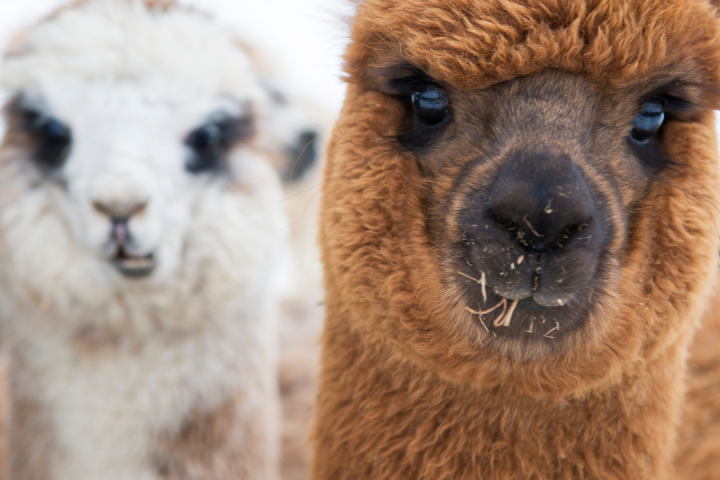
[312,320,684,480]
[7,305,279,480]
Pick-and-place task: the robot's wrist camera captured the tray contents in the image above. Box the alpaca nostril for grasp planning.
[92,199,148,220]
[487,150,594,252]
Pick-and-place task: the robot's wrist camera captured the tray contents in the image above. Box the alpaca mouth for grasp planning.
[111,245,156,278]
[462,285,588,340]
[456,217,605,340]
[454,149,610,340]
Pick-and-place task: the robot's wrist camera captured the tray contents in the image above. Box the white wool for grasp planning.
[2,0,265,103]
[0,1,290,478]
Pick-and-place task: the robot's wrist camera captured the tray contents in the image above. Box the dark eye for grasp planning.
[185,124,225,173]
[630,99,665,144]
[33,116,72,169]
[412,88,449,126]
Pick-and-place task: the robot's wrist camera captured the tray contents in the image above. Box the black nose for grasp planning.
[487,151,594,252]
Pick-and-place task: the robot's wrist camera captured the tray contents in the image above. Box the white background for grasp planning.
[0,0,353,113]
[1,1,719,143]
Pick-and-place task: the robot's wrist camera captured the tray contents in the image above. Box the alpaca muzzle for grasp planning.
[455,146,611,338]
[477,150,601,307]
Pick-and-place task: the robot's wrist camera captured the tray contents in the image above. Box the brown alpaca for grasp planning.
[311,1,720,479]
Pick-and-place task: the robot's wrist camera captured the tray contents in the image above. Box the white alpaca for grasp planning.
[263,87,330,480]
[249,44,330,299]
[0,1,292,478]
[225,33,333,480]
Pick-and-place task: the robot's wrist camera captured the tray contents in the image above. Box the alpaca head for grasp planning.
[0,0,289,329]
[323,0,720,396]
[263,83,325,184]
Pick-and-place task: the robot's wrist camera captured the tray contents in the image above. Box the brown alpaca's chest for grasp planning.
[313,323,685,480]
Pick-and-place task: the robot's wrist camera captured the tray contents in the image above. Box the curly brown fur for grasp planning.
[311,1,720,479]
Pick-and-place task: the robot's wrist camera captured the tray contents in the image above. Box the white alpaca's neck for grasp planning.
[7,296,278,480]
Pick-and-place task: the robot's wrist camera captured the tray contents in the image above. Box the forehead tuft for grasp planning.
[0,0,261,101]
[349,0,720,90]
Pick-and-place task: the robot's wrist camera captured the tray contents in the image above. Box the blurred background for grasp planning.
[0,3,352,477]
[0,0,352,131]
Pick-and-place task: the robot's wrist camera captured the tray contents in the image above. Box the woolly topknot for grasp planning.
[2,0,262,102]
[348,0,720,91]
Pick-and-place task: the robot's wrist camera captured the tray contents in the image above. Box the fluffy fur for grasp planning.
[0,1,292,478]
[276,107,329,480]
[243,44,332,480]
[264,85,329,480]
[311,0,720,479]
[676,283,720,479]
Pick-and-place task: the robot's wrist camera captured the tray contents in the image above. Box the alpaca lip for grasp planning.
[457,243,600,339]
[111,245,156,278]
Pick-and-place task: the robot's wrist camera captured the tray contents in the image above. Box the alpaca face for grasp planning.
[3,90,264,281]
[356,59,715,350]
[321,0,720,391]
[378,68,681,341]
[0,0,288,327]
[262,83,324,184]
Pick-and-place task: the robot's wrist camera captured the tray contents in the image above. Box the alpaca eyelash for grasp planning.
[637,78,707,120]
[389,75,441,95]
[364,62,455,149]
[658,94,693,114]
[646,93,694,119]
[368,61,441,96]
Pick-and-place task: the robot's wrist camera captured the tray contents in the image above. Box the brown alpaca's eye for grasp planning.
[630,99,665,144]
[412,88,449,126]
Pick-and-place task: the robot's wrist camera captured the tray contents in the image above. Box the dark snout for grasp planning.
[488,151,594,251]
[464,150,603,307]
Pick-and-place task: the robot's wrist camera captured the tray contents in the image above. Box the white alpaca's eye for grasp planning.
[630,99,665,144]
[188,124,222,151]
[184,115,254,174]
[185,124,225,174]
[11,104,72,170]
[33,116,72,169]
